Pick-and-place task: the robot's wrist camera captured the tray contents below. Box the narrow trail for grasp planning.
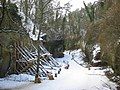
[13,59,110,90]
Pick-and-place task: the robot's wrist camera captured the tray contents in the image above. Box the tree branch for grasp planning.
[43,0,52,10]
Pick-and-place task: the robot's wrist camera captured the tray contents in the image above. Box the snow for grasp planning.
[93,44,100,58]
[0,49,117,90]
[0,80,29,89]
[18,11,43,41]
[10,0,45,41]
[0,74,34,89]
[92,59,101,63]
[92,44,101,63]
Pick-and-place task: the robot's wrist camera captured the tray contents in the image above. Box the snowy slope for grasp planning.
[10,0,45,41]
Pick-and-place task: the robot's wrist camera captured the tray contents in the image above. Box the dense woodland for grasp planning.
[0,0,120,85]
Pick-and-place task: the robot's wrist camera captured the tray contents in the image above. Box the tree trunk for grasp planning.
[0,0,6,28]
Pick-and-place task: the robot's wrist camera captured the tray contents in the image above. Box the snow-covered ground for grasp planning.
[0,49,117,90]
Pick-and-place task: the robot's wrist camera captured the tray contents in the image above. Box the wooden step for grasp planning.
[18,62,33,73]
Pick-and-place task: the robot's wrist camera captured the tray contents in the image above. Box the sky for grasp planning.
[60,0,98,11]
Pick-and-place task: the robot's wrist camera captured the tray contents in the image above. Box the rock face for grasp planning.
[91,49,108,67]
[52,52,64,58]
[91,44,110,67]
[47,72,54,80]
[44,40,65,58]
[91,45,102,67]
[94,52,101,60]
[35,74,41,83]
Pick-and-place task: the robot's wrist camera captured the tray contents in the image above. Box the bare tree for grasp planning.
[34,0,53,83]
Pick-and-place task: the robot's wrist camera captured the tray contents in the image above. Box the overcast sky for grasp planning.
[59,0,98,11]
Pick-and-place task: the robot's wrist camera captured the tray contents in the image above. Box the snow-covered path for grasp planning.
[0,50,116,90]
[12,51,116,90]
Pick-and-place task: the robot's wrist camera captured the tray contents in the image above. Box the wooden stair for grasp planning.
[12,45,61,78]
[17,61,33,74]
